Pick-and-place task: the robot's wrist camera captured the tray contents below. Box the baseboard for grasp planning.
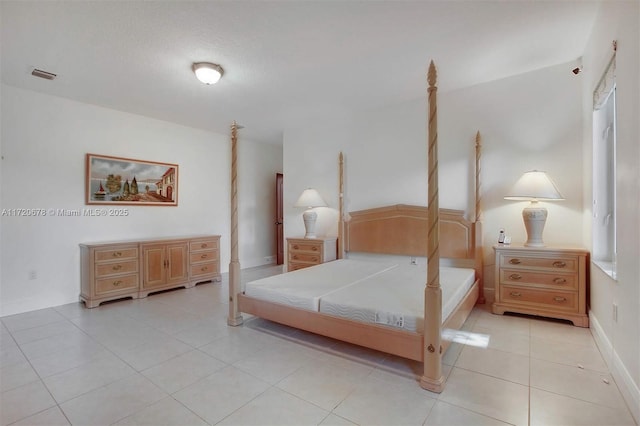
[589,312,640,424]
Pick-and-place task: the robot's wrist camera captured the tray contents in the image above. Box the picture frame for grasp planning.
[86,154,178,206]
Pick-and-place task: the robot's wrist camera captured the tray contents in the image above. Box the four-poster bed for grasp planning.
[228,62,484,392]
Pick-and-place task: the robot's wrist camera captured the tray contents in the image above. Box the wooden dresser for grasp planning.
[492,245,589,327]
[287,237,337,271]
[80,235,221,308]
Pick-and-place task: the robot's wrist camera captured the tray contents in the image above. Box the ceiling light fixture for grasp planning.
[192,62,224,85]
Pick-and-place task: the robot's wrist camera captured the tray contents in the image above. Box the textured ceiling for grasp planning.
[1,1,599,144]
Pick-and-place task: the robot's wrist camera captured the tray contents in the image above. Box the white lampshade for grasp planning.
[294,188,328,209]
[504,170,564,201]
[294,189,327,239]
[192,62,224,85]
[505,170,564,247]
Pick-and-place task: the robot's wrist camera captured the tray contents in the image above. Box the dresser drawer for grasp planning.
[500,255,577,272]
[190,261,218,278]
[95,247,138,262]
[95,260,138,277]
[288,241,321,253]
[190,250,217,263]
[499,269,577,290]
[190,239,218,252]
[500,285,578,312]
[96,274,139,294]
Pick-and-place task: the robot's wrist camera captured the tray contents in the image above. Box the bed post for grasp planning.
[420,60,444,392]
[338,152,345,259]
[228,121,243,326]
[475,131,485,304]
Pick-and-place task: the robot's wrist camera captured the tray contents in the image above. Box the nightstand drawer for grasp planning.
[500,269,577,290]
[289,252,321,263]
[500,285,578,312]
[500,255,578,272]
[289,242,321,253]
[288,262,310,271]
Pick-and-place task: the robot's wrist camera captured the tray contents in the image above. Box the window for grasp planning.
[592,52,617,279]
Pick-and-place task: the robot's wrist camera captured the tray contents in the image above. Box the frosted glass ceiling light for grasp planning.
[192,62,224,85]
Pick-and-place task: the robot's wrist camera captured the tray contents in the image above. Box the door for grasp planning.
[276,173,284,265]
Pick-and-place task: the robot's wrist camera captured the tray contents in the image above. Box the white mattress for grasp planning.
[243,258,397,311]
[319,265,476,333]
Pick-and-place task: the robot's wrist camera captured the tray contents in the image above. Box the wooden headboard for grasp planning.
[345,204,476,260]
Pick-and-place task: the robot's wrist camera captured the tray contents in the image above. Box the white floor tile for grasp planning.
[172,365,270,424]
[59,374,167,425]
[141,349,227,394]
[530,358,629,410]
[455,345,530,385]
[530,387,636,425]
[424,400,513,425]
[113,396,208,425]
[0,359,40,392]
[0,381,57,425]
[530,336,609,372]
[12,406,71,426]
[439,367,529,426]
[333,374,436,426]
[114,335,193,371]
[233,344,313,384]
[319,413,358,425]
[218,387,329,426]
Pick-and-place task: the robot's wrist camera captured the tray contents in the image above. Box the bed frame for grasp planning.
[228,62,484,393]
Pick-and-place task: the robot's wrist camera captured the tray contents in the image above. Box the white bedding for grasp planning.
[319,264,476,333]
[243,255,475,332]
[243,258,397,311]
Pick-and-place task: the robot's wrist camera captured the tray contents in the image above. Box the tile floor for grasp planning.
[0,265,636,426]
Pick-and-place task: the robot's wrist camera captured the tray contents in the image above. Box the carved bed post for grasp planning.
[228,121,243,326]
[338,152,345,259]
[475,131,485,304]
[420,61,444,392]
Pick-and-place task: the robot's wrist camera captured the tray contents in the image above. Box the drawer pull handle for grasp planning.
[293,255,298,260]
[509,259,521,265]
[112,252,122,257]
[112,265,122,271]
[509,291,522,297]
[201,243,208,248]
[509,273,522,280]
[201,267,208,271]
[312,257,318,262]
[201,254,208,259]
[553,261,567,268]
[312,246,318,251]
[553,277,567,284]
[553,296,567,303]
[293,245,299,250]
[113,280,122,286]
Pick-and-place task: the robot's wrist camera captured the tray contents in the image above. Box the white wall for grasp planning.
[0,85,282,316]
[283,60,584,297]
[581,1,639,421]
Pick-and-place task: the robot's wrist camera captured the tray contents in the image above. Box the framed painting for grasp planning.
[86,154,178,206]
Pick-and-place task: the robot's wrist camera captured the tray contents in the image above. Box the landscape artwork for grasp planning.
[86,154,178,206]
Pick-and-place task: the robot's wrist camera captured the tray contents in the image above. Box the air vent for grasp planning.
[31,68,57,80]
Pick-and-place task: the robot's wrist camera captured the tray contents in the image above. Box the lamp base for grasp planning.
[302,209,318,239]
[522,205,547,247]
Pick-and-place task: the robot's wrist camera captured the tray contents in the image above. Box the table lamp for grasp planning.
[294,188,327,239]
[504,170,564,247]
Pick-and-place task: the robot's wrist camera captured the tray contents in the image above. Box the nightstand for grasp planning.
[492,245,589,327]
[287,237,337,271]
